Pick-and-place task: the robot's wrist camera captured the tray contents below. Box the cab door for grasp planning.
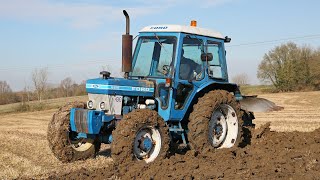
[170,34,207,120]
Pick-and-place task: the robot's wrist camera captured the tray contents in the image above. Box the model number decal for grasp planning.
[115,96,122,102]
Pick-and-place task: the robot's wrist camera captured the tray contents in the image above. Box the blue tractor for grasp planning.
[47,10,281,164]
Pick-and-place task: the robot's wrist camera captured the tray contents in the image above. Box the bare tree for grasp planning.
[232,73,249,85]
[32,68,48,102]
[60,77,74,97]
[73,80,86,96]
[0,81,11,93]
[22,85,31,102]
[0,81,12,105]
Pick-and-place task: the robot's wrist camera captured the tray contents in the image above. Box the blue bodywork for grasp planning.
[86,78,154,97]
[69,31,240,144]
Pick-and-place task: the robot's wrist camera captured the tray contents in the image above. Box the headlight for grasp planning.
[100,102,106,110]
[87,100,94,109]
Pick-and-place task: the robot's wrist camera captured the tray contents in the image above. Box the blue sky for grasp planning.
[1,0,320,91]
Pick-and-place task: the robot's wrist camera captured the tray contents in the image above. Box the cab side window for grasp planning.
[179,37,204,80]
[207,40,223,79]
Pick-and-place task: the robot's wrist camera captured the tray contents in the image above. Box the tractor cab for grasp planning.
[134,24,229,81]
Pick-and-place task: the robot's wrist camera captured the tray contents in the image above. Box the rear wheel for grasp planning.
[47,102,101,162]
[188,90,242,153]
[112,109,170,165]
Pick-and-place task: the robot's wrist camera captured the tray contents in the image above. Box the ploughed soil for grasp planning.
[45,124,320,180]
[1,91,319,179]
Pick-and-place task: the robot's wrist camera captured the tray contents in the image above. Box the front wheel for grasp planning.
[111,109,170,165]
[47,102,101,162]
[188,90,242,153]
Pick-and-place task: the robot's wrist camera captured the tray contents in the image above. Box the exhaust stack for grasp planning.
[122,10,133,78]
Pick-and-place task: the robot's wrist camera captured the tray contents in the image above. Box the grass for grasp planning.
[239,85,275,95]
[0,96,88,115]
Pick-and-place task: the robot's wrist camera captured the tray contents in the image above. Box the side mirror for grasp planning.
[224,36,231,43]
[201,53,213,61]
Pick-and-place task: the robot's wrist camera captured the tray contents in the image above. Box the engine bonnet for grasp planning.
[86,78,155,97]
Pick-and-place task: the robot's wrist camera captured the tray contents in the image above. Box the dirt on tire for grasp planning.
[47,101,101,163]
[188,90,243,153]
[111,109,170,176]
[46,124,320,180]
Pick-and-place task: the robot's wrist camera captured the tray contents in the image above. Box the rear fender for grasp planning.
[196,82,239,96]
[197,83,283,113]
[180,82,239,121]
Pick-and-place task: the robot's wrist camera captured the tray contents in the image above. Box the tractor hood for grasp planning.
[86,78,155,97]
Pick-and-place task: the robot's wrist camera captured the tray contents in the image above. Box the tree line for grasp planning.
[257,42,320,91]
[0,68,86,105]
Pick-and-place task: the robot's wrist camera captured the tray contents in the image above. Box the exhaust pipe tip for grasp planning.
[123,10,129,17]
[123,10,130,35]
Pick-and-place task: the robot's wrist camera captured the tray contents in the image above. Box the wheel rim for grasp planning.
[208,104,239,148]
[69,131,94,152]
[133,126,162,163]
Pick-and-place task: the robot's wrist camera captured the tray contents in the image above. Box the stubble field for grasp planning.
[0,91,319,179]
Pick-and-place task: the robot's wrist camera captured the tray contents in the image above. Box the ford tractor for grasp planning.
[47,10,282,164]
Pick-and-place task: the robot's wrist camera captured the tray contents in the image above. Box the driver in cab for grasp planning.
[179,49,202,80]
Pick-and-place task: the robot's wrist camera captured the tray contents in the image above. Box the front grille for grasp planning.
[74,109,89,133]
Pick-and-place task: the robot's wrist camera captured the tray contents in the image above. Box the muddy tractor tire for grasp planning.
[112,109,170,165]
[188,90,243,154]
[47,102,101,163]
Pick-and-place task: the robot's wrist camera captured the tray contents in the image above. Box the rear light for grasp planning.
[165,78,172,87]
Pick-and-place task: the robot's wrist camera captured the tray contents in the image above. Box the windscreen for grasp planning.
[131,36,176,78]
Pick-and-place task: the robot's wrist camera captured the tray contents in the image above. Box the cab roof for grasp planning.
[139,25,224,39]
